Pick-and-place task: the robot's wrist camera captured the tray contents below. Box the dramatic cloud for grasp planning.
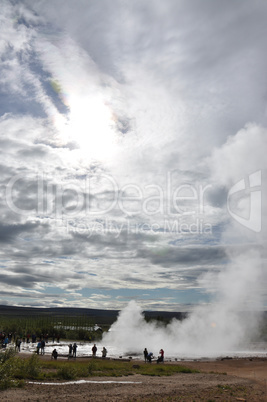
[0,0,266,311]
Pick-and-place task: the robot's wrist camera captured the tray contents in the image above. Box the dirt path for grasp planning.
[0,358,267,401]
[181,357,267,381]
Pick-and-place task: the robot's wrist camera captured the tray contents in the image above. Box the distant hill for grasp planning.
[0,305,119,325]
[0,305,188,326]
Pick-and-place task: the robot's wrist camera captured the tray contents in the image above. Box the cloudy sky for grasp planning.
[0,0,266,311]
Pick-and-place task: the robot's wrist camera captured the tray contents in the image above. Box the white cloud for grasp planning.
[0,0,266,310]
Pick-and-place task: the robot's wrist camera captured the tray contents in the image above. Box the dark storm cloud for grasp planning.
[0,273,38,287]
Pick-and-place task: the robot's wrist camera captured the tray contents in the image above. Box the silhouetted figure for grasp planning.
[37,341,41,354]
[73,343,77,358]
[143,348,148,362]
[157,348,164,363]
[92,344,97,356]
[16,338,21,352]
[4,336,9,348]
[41,339,45,355]
[147,352,153,363]
[102,347,107,358]
[69,343,73,357]
[52,349,58,360]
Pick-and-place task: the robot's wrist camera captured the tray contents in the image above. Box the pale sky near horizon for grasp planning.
[0,0,266,311]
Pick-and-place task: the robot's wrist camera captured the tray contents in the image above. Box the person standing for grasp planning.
[102,347,107,358]
[157,348,164,363]
[92,344,97,356]
[143,348,148,362]
[73,343,77,358]
[41,339,45,355]
[37,341,41,354]
[3,336,9,348]
[16,338,21,352]
[68,343,73,357]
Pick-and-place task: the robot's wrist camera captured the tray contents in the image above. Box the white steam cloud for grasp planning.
[103,250,264,358]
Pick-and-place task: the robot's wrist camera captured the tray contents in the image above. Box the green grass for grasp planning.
[0,314,101,342]
[0,349,199,390]
[40,359,199,379]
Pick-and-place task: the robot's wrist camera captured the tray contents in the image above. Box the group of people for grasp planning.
[2,333,165,363]
[1,332,21,349]
[0,331,61,346]
[35,336,61,355]
[36,339,46,355]
[92,344,108,358]
[143,348,164,363]
[0,332,23,352]
[0,332,12,347]
[34,333,60,343]
[68,343,77,358]
[51,343,108,360]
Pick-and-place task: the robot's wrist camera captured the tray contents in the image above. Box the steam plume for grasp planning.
[103,251,264,358]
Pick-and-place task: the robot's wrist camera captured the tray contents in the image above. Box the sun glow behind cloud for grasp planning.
[54,94,118,160]
[37,36,121,162]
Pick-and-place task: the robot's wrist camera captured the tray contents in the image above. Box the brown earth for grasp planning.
[1,356,267,401]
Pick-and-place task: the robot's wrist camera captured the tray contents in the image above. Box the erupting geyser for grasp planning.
[103,251,264,359]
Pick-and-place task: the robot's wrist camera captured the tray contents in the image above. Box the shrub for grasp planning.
[24,354,41,379]
[0,353,22,390]
[87,360,97,375]
[0,347,16,364]
[57,365,78,380]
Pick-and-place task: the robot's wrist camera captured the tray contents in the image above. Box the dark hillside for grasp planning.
[0,305,188,326]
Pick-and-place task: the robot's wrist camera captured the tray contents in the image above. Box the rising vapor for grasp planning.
[104,250,264,358]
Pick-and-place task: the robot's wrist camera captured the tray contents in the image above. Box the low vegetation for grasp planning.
[0,314,105,342]
[0,348,198,390]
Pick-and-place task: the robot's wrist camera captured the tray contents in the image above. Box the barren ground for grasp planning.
[1,356,267,401]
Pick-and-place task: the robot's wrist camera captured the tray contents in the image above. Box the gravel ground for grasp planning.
[0,357,267,401]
